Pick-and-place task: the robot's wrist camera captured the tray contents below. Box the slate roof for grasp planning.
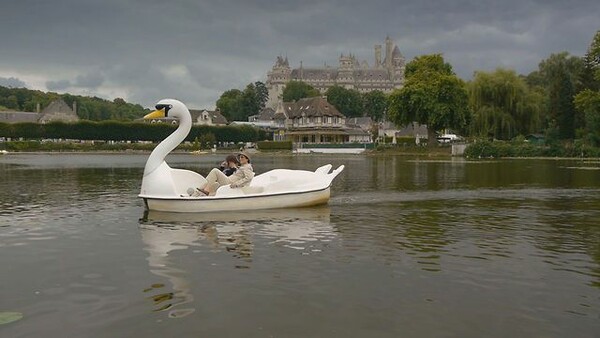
[189,109,228,125]
[0,111,39,123]
[1,99,78,123]
[275,97,344,120]
[256,107,276,121]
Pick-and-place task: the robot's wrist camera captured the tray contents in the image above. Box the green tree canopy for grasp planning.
[282,81,320,102]
[324,86,363,117]
[0,86,147,121]
[533,52,585,137]
[216,89,243,121]
[574,89,600,146]
[254,81,269,110]
[387,54,470,147]
[240,83,260,120]
[216,82,277,122]
[573,30,600,146]
[469,68,544,140]
[362,90,387,122]
[582,30,600,91]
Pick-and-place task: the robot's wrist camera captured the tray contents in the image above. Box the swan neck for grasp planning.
[144,113,191,175]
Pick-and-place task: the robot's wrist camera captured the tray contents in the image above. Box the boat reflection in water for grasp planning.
[138,206,334,318]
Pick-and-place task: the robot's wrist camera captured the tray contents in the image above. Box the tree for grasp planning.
[240,83,260,121]
[324,86,363,117]
[0,85,147,120]
[535,52,585,135]
[362,90,387,122]
[582,30,600,91]
[254,81,269,110]
[553,69,576,139]
[388,54,470,147]
[574,30,600,146]
[216,89,243,121]
[469,69,543,139]
[282,81,320,102]
[574,89,600,146]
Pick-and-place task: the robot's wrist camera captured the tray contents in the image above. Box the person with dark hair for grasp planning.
[219,154,239,176]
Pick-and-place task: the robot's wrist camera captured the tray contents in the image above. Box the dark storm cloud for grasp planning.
[75,72,105,89]
[0,77,27,88]
[46,79,71,91]
[0,0,598,108]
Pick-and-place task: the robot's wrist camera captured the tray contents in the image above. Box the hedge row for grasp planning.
[256,141,293,150]
[0,121,265,143]
[464,140,600,158]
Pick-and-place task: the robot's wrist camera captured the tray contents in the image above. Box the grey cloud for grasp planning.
[46,79,72,91]
[0,77,27,88]
[1,0,599,108]
[75,72,105,89]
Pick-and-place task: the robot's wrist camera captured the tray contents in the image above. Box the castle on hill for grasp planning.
[266,36,406,108]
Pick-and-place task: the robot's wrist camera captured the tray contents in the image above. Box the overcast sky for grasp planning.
[0,0,598,109]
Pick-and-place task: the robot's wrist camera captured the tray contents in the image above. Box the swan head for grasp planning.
[144,98,189,120]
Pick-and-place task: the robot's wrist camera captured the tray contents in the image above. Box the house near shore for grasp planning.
[346,117,374,143]
[378,120,428,144]
[0,99,79,124]
[271,96,371,143]
[192,109,228,126]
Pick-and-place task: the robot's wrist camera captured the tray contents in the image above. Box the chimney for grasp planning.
[72,101,77,114]
[36,103,40,113]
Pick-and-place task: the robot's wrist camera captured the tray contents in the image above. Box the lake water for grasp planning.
[1,153,599,337]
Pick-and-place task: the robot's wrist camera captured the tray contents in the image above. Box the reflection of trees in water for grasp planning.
[533,197,600,288]
[332,203,452,272]
[334,192,600,284]
[365,157,469,192]
[0,166,142,218]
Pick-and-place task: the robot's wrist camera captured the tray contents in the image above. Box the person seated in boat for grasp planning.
[197,152,254,196]
[218,154,239,176]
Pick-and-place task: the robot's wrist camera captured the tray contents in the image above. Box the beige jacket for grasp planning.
[229,163,254,188]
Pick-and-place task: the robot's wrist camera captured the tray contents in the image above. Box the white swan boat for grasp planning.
[139,99,344,213]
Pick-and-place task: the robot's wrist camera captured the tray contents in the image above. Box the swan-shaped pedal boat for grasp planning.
[139,99,344,213]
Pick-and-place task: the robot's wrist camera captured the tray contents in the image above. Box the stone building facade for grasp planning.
[0,99,79,123]
[266,36,405,108]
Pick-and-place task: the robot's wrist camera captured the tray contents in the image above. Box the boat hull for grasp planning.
[141,187,331,213]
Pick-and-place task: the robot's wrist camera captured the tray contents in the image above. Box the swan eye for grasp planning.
[155,104,173,116]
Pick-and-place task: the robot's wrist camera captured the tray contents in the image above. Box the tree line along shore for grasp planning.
[1,30,599,158]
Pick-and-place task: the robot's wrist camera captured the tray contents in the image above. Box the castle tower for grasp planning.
[339,53,354,71]
[385,36,393,70]
[338,53,355,88]
[391,46,406,84]
[374,44,382,68]
[266,56,292,108]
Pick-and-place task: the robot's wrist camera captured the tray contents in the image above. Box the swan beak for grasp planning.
[144,109,165,119]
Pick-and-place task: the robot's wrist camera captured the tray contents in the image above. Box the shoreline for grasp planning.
[2,150,599,161]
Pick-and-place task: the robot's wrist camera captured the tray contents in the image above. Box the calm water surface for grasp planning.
[1,153,599,337]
